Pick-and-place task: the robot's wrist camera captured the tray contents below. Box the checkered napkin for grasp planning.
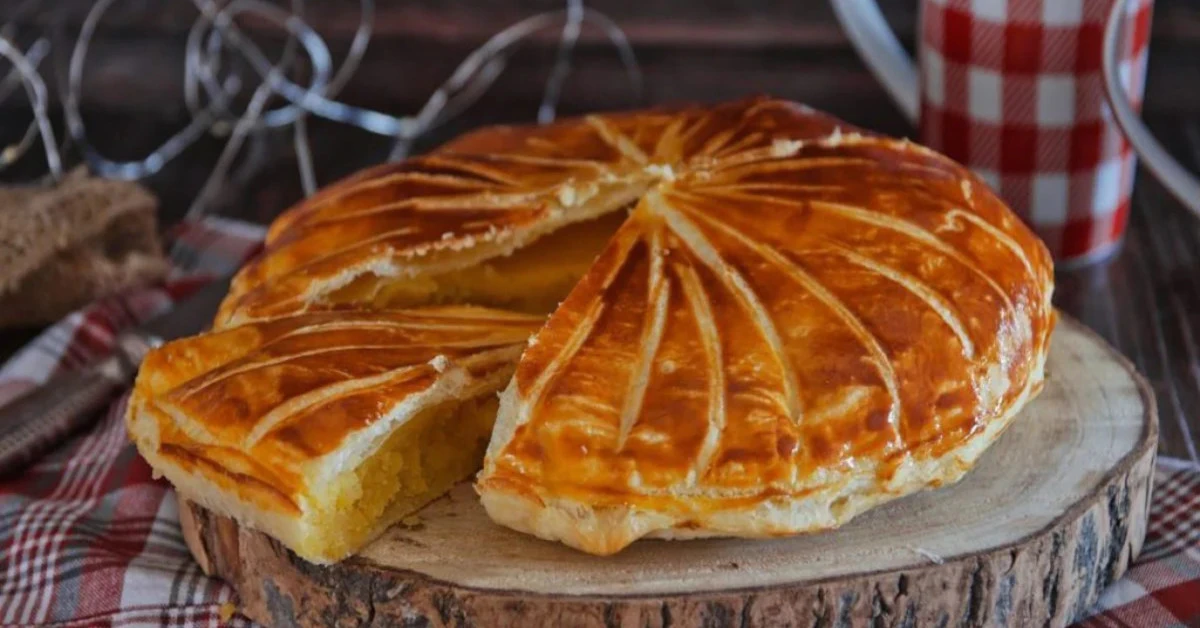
[0,217,1197,627]
[0,217,263,627]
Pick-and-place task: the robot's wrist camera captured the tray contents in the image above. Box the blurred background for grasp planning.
[0,1,1194,225]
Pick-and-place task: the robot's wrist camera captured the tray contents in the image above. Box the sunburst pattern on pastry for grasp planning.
[131,96,1054,560]
[471,98,1055,555]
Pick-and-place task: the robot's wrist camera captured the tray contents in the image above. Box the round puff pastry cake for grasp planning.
[129,96,1054,562]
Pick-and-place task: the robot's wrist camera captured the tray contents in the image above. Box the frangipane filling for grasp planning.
[301,394,498,561]
[325,210,626,315]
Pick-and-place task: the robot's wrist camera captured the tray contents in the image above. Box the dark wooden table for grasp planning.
[1055,117,1200,463]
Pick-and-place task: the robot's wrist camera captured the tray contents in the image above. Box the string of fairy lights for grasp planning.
[0,0,642,217]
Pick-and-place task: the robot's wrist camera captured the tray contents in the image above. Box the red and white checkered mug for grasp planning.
[833,0,1200,266]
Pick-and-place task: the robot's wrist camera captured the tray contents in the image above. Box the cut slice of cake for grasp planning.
[213,125,658,327]
[126,306,541,564]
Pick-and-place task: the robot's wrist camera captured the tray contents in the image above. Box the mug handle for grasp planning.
[829,0,920,124]
[1102,1,1200,217]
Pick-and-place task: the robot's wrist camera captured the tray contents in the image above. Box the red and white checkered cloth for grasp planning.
[0,217,1197,627]
[0,217,263,628]
[918,0,1153,262]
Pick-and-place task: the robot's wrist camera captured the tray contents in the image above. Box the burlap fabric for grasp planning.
[0,169,168,328]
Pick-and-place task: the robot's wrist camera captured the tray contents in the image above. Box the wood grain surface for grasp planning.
[178,317,1157,628]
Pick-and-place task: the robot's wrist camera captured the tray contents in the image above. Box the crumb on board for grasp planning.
[219,601,237,622]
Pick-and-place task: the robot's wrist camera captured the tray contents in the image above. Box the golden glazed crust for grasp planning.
[132,96,1054,559]
[213,99,858,328]
[472,98,1055,554]
[214,115,654,326]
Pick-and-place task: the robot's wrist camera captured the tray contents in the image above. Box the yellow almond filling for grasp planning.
[327,211,626,315]
[299,394,498,562]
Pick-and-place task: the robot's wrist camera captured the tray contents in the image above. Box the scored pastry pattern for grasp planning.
[136,97,1053,556]
[130,307,542,514]
[471,98,1054,547]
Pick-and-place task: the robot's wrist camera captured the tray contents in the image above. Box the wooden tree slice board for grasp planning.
[179,317,1158,627]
